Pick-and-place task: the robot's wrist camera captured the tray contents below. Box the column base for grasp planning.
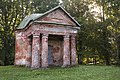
[61,65,70,68]
[41,65,48,68]
[62,62,70,67]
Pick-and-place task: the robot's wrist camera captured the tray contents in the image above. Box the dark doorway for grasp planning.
[48,45,53,65]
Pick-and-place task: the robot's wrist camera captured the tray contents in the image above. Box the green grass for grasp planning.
[0,65,120,80]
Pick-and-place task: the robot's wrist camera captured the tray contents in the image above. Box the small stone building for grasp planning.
[15,6,80,69]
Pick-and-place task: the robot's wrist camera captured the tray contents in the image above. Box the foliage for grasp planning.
[32,0,59,13]
[105,0,120,65]
[0,0,33,65]
[0,0,19,65]
[93,0,120,65]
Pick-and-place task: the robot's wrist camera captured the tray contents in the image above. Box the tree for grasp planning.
[0,0,33,65]
[32,0,59,13]
[97,0,112,65]
[105,0,120,65]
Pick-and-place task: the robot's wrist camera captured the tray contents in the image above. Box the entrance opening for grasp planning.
[48,34,63,66]
[48,45,53,66]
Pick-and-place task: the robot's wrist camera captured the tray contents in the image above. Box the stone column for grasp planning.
[31,34,40,69]
[62,35,70,67]
[71,35,77,66]
[26,38,32,67]
[41,34,48,68]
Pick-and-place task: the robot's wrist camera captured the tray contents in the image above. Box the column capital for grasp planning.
[64,35,70,39]
[33,31,40,37]
[33,34,40,37]
[71,35,76,39]
[42,34,48,38]
[27,38,31,43]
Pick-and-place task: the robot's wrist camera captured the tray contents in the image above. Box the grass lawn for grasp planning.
[0,65,120,80]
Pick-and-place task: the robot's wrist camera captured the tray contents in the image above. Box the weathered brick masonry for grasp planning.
[15,6,80,69]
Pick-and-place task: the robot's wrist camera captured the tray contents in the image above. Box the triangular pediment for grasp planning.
[38,9,76,26]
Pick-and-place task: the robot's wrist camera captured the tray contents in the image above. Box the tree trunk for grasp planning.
[104,53,110,65]
[116,36,120,66]
[78,54,82,64]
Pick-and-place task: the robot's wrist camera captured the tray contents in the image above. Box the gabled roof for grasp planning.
[16,5,81,30]
[17,14,43,29]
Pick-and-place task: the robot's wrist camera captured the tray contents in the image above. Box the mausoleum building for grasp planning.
[15,6,80,69]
